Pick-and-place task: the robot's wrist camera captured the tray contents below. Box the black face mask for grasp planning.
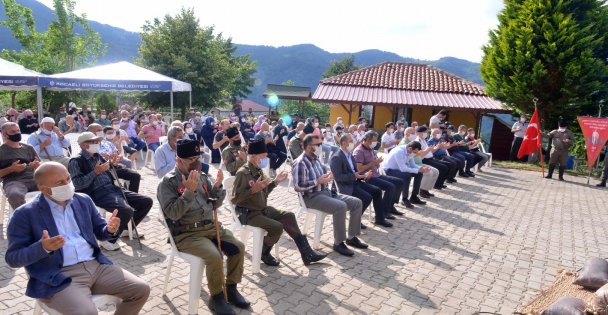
[26,115,32,119]
[8,133,22,142]
[233,140,241,147]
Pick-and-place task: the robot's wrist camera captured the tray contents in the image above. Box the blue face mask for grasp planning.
[258,157,269,169]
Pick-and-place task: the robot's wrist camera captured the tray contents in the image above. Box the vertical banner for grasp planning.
[577,117,608,170]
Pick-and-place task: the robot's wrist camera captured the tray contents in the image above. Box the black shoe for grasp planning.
[333,242,354,256]
[374,220,393,228]
[210,293,236,315]
[360,223,367,229]
[420,190,434,198]
[446,178,457,184]
[442,185,448,189]
[261,244,280,266]
[390,207,405,215]
[410,197,426,205]
[459,172,470,178]
[385,214,396,220]
[226,284,251,309]
[294,235,327,265]
[433,185,443,190]
[400,200,414,209]
[597,180,607,187]
[466,171,475,177]
[346,237,369,249]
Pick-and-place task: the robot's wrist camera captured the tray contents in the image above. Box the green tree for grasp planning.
[276,81,330,122]
[480,0,608,129]
[137,8,256,117]
[322,55,361,79]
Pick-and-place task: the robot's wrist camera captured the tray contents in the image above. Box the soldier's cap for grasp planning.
[247,138,267,155]
[558,120,568,127]
[303,124,314,134]
[226,127,239,139]
[416,126,428,133]
[176,139,201,158]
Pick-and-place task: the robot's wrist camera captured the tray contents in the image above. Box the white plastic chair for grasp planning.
[143,142,155,169]
[64,133,82,157]
[287,177,328,250]
[33,294,121,315]
[97,207,133,240]
[478,142,493,167]
[158,207,206,315]
[223,176,279,273]
[159,136,168,146]
[1,191,40,227]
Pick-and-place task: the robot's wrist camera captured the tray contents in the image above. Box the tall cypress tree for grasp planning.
[480,0,608,128]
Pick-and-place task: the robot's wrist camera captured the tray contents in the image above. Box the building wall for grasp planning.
[373,106,393,129]
[448,111,477,130]
[329,103,360,126]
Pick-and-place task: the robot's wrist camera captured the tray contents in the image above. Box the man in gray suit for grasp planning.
[330,134,393,228]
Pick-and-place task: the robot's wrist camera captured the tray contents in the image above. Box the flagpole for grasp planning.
[533,100,545,177]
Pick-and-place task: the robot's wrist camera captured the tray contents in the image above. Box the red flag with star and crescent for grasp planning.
[517,107,541,159]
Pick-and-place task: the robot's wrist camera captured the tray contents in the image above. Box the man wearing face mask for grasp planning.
[402,127,439,198]
[222,127,247,176]
[158,139,250,314]
[427,128,463,180]
[416,126,451,189]
[509,114,529,161]
[18,109,39,134]
[138,115,162,152]
[54,106,68,122]
[292,135,366,256]
[94,110,111,126]
[546,120,575,181]
[94,125,142,194]
[394,122,405,143]
[0,122,41,209]
[232,139,327,266]
[381,122,400,153]
[382,141,430,208]
[58,115,83,135]
[331,134,390,228]
[68,132,153,251]
[28,117,71,167]
[6,162,150,314]
[155,126,185,178]
[120,110,145,152]
[353,131,405,219]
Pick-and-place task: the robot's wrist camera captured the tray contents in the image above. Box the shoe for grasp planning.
[400,200,414,209]
[210,293,236,315]
[261,244,280,266]
[385,214,396,220]
[446,178,457,184]
[294,235,327,265]
[459,172,470,178]
[120,231,144,239]
[374,220,393,228]
[466,171,475,177]
[558,167,565,181]
[433,185,443,190]
[346,237,368,249]
[410,197,426,205]
[226,284,251,309]
[360,223,367,230]
[390,207,405,215]
[420,190,434,198]
[441,185,448,189]
[333,242,354,256]
[597,180,607,187]
[100,240,120,251]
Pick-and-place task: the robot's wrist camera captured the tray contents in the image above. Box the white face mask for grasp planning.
[112,124,120,130]
[42,128,53,136]
[433,134,441,140]
[558,127,566,132]
[96,131,104,137]
[408,134,417,142]
[151,121,158,126]
[370,141,378,148]
[105,133,116,140]
[520,118,526,123]
[347,143,354,151]
[48,182,75,202]
[88,143,100,154]
[101,115,106,119]
[185,127,193,134]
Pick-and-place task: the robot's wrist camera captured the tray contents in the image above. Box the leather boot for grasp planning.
[597,179,607,187]
[545,164,555,179]
[294,235,327,265]
[558,166,565,181]
[226,284,251,309]
[261,243,279,266]
[209,293,235,315]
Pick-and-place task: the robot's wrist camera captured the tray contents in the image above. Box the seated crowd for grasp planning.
[1,104,490,315]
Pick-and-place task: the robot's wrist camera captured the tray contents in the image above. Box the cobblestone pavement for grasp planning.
[2,164,608,315]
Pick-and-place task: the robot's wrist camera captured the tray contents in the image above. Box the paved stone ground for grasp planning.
[1,164,608,315]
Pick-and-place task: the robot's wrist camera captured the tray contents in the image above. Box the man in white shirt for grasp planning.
[380,122,400,153]
[382,141,430,208]
[416,126,450,190]
[27,117,70,167]
[510,114,529,161]
[429,110,447,129]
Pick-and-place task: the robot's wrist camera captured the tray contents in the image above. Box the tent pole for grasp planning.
[37,87,43,120]
[170,91,174,121]
[189,91,192,109]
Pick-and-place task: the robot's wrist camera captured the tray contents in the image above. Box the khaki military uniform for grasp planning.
[221,144,246,176]
[548,129,575,165]
[157,167,244,296]
[232,162,299,245]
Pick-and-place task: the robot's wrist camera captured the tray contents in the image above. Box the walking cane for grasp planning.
[108,157,143,250]
[209,197,228,299]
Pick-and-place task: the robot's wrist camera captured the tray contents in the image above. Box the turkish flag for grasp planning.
[517,107,541,159]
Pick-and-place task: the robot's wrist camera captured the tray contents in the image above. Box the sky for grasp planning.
[37,0,505,62]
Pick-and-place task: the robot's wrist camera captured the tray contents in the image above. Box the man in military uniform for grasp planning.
[231,139,326,266]
[221,127,247,176]
[157,139,249,315]
[546,120,575,181]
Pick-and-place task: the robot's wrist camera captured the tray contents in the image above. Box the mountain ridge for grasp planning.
[1,0,483,104]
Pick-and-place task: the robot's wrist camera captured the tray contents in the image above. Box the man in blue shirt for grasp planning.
[5,162,150,314]
[427,128,466,180]
[155,126,184,178]
[27,117,71,167]
[382,141,430,208]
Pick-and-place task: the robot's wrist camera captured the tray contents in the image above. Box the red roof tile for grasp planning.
[321,62,486,95]
[240,100,269,112]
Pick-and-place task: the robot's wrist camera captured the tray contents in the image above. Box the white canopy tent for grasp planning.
[0,58,45,121]
[38,61,192,120]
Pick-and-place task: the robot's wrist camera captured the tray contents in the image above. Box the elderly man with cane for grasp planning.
[157,139,249,315]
